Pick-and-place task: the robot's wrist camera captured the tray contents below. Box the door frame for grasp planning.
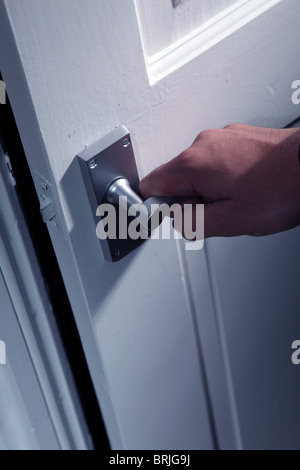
[0,139,91,449]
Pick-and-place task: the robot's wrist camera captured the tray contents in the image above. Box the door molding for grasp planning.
[0,142,91,449]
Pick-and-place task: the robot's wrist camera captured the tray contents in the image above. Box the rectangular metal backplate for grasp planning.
[77,125,144,262]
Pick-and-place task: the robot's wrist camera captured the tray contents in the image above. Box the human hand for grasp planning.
[140,124,300,238]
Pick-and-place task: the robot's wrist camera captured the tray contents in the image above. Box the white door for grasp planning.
[1,0,300,450]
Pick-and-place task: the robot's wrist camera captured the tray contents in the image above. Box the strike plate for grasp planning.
[77,125,144,262]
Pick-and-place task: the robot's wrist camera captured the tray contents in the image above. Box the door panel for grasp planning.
[207,228,300,450]
[1,0,300,449]
[135,0,245,59]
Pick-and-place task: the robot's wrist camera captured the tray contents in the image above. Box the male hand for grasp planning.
[140,124,300,238]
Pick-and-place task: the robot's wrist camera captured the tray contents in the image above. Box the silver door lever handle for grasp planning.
[105,178,188,233]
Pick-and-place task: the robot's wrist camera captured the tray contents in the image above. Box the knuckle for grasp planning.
[193,129,217,143]
[177,148,195,165]
[223,123,243,131]
[197,128,219,140]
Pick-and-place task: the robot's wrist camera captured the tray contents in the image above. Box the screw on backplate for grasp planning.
[123,137,131,148]
[113,250,121,259]
[89,159,97,169]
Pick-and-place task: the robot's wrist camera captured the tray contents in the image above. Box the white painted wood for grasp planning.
[1,0,300,449]
[136,0,242,58]
[206,227,300,449]
[139,0,282,85]
[0,146,91,449]
[0,268,43,450]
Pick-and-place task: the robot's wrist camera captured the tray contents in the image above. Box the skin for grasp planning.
[140,124,300,238]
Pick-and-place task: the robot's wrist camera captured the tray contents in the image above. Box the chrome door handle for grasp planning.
[105,177,187,234]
